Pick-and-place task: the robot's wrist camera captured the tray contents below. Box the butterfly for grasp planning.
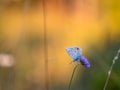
[66,46,90,68]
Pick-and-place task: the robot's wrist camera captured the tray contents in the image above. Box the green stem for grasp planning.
[68,64,79,90]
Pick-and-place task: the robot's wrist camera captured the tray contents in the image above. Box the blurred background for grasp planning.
[0,0,120,90]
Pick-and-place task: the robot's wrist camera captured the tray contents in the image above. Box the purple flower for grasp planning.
[80,56,90,68]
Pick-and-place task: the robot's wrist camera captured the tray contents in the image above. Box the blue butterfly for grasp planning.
[66,46,90,68]
[66,46,82,61]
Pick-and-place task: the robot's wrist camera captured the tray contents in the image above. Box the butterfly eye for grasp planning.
[76,48,79,50]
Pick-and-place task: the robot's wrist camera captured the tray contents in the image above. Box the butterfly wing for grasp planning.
[66,46,82,61]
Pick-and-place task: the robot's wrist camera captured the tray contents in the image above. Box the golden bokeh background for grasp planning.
[0,0,120,90]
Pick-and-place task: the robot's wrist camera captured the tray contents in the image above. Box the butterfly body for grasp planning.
[66,46,90,68]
